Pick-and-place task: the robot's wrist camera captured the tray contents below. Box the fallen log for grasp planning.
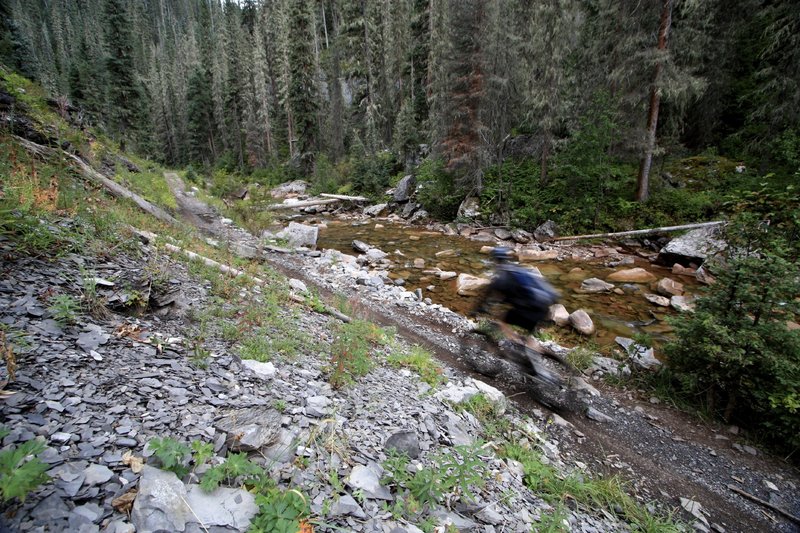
[266,198,340,210]
[727,484,800,525]
[548,221,726,242]
[138,236,351,323]
[319,193,369,201]
[14,136,182,228]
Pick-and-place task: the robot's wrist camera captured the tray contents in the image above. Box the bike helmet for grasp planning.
[491,247,513,262]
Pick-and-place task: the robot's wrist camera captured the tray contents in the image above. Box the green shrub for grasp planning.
[249,488,311,533]
[47,294,80,325]
[0,429,49,503]
[381,444,486,507]
[328,319,390,388]
[416,158,463,220]
[350,151,398,199]
[148,437,192,478]
[664,211,800,456]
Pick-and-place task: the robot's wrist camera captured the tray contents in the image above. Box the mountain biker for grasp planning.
[470,247,558,353]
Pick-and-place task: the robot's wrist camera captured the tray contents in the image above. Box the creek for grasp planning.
[311,217,705,349]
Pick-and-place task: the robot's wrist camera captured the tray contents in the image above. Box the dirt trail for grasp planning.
[165,173,800,533]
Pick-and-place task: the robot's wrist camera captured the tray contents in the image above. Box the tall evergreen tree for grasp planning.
[437,0,486,193]
[186,66,216,166]
[287,0,319,171]
[104,0,145,149]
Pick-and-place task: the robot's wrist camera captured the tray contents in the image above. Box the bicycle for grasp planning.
[459,319,590,411]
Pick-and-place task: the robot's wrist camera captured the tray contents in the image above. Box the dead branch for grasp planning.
[266,198,340,210]
[548,221,726,242]
[727,484,800,525]
[149,239,350,323]
[14,136,181,228]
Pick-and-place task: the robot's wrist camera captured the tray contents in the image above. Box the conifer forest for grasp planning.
[2,0,798,232]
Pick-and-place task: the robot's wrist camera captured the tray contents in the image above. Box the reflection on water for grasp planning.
[315,218,704,347]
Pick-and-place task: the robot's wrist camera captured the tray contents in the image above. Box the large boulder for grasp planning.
[656,277,684,296]
[547,304,570,326]
[393,175,416,202]
[456,274,491,296]
[132,466,191,533]
[657,225,727,266]
[511,229,532,243]
[518,248,559,262]
[615,337,661,370]
[533,220,558,241]
[580,278,615,293]
[458,197,481,218]
[275,222,318,249]
[569,309,595,335]
[270,180,307,198]
[606,268,657,283]
[363,203,388,217]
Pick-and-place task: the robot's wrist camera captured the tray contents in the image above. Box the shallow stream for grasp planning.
[314,218,705,349]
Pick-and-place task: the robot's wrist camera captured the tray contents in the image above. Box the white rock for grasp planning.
[569,309,595,335]
[456,273,491,296]
[240,359,277,379]
[288,278,308,293]
[548,304,570,326]
[671,295,696,312]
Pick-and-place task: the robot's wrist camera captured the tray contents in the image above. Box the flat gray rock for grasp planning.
[83,463,114,486]
[346,464,393,501]
[184,484,258,531]
[330,494,367,519]
[76,324,110,353]
[384,431,421,459]
[131,466,191,533]
[214,407,282,451]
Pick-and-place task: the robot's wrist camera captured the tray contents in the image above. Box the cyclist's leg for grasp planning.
[506,307,548,352]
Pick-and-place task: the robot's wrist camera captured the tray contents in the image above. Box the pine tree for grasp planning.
[523,0,581,185]
[68,33,106,124]
[287,0,319,171]
[104,0,145,150]
[186,66,216,166]
[436,0,486,193]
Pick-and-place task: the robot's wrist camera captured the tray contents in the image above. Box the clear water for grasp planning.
[314,218,704,348]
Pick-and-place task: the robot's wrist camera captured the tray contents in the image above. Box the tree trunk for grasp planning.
[723,392,737,422]
[540,132,551,185]
[636,0,673,202]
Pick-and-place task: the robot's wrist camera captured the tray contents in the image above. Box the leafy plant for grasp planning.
[387,345,446,387]
[248,488,311,533]
[190,440,214,469]
[0,429,50,503]
[148,437,192,478]
[47,294,80,325]
[382,445,486,507]
[199,452,265,492]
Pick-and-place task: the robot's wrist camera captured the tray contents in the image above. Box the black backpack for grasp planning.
[508,266,559,310]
